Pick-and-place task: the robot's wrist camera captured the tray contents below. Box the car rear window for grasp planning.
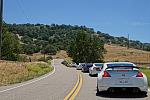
[107,64,134,67]
[95,64,103,67]
[86,64,93,67]
[81,64,86,66]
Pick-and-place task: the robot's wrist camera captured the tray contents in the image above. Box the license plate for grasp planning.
[119,79,128,84]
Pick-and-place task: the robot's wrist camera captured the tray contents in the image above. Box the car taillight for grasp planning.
[136,72,143,77]
[103,71,111,77]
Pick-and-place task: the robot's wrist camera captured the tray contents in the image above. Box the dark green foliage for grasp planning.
[68,30,105,63]
[41,44,57,55]
[21,35,33,44]
[2,31,21,61]
[22,44,40,55]
[5,23,150,56]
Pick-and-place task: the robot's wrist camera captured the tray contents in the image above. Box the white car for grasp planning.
[89,63,103,76]
[97,62,148,95]
[70,62,78,67]
[76,63,86,70]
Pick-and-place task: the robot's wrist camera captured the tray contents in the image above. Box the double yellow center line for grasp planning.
[64,71,83,100]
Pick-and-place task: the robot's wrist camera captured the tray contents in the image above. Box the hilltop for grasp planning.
[6,23,150,56]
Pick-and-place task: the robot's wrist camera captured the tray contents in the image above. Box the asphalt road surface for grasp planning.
[0,59,149,100]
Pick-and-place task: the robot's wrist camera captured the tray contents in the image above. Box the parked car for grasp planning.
[82,63,93,72]
[97,62,148,95]
[70,62,78,67]
[76,63,86,70]
[89,63,103,76]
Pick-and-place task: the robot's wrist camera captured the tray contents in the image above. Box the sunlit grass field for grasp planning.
[104,44,150,63]
[0,61,53,86]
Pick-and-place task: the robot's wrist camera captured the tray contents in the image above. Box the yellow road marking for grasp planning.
[64,71,82,100]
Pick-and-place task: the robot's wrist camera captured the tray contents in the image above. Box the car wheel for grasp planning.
[97,85,100,95]
[89,73,90,76]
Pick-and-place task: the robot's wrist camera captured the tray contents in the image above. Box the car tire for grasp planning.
[97,85,100,95]
[89,73,92,76]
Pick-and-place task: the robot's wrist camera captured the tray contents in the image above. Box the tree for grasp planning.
[22,44,40,55]
[41,44,57,55]
[2,31,21,61]
[67,30,105,63]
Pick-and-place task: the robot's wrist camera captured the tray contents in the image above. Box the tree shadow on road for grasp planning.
[96,91,147,98]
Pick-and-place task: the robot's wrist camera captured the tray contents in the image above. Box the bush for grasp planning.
[17,55,28,62]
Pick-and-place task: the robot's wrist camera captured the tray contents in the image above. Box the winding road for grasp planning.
[0,59,149,100]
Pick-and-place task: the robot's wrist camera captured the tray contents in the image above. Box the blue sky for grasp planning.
[3,0,150,43]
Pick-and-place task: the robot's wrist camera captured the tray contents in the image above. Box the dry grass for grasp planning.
[0,60,52,86]
[29,53,49,62]
[104,44,150,63]
[54,45,150,64]
[53,50,69,59]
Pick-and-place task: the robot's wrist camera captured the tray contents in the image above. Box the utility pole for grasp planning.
[127,34,130,49]
[0,0,3,60]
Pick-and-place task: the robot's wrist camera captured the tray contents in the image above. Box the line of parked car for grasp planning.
[62,61,148,96]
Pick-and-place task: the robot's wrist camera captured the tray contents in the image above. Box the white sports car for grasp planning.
[89,63,103,76]
[97,62,148,95]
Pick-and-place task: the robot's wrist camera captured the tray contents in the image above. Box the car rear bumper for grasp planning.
[82,68,89,72]
[76,67,82,70]
[90,70,97,75]
[97,84,148,92]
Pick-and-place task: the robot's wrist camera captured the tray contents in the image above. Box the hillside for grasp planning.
[6,23,150,55]
[104,44,150,63]
[54,44,150,64]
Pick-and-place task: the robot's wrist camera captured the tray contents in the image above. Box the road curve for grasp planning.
[76,72,150,100]
[0,59,77,100]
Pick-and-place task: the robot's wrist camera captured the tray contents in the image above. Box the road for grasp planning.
[0,59,149,100]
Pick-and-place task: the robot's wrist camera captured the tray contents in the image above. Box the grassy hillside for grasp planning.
[104,44,150,63]
[57,44,150,64]
[0,61,53,86]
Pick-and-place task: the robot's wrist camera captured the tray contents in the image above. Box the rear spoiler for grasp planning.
[106,66,140,70]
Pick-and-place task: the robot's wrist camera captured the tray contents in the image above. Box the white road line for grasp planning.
[0,61,55,93]
[148,88,150,92]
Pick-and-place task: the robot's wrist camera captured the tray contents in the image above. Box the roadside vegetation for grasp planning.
[0,61,53,86]
[140,67,150,87]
